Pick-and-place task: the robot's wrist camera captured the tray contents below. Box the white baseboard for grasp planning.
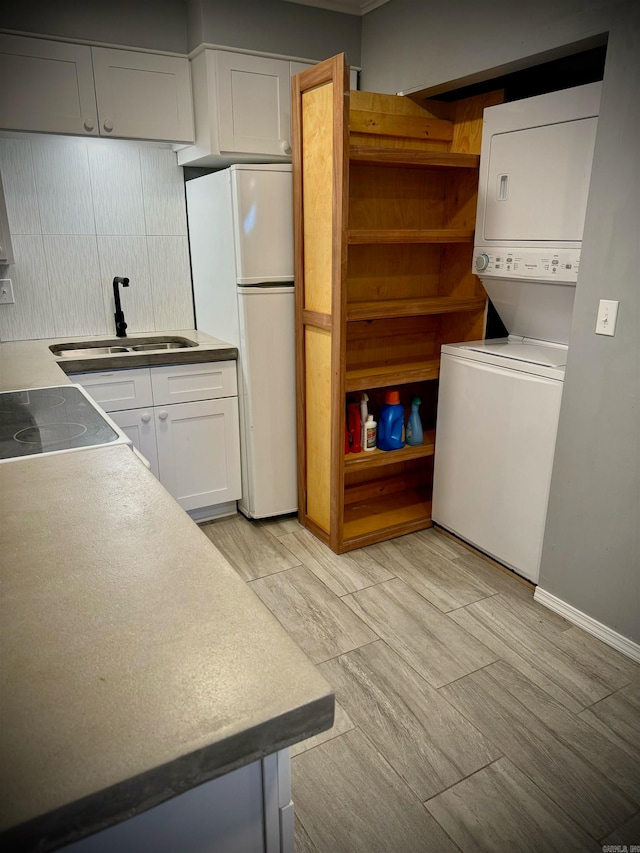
[534,587,640,663]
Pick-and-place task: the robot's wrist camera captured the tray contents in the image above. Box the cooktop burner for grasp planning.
[0,385,121,460]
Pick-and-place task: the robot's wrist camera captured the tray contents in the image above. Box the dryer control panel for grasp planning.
[473,246,581,283]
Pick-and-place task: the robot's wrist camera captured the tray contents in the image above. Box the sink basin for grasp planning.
[50,336,198,358]
[130,342,191,352]
[55,346,130,358]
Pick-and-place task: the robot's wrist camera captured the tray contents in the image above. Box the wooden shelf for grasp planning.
[342,489,433,550]
[347,296,487,322]
[345,359,440,392]
[348,228,474,245]
[350,146,480,170]
[345,430,436,471]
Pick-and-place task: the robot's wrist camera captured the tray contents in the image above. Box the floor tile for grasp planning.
[425,757,600,852]
[294,816,319,853]
[483,660,640,805]
[416,529,537,601]
[319,640,501,800]
[551,627,640,689]
[343,578,498,687]
[200,515,301,580]
[249,566,378,664]
[363,535,497,612]
[257,514,303,538]
[600,811,640,846]
[292,729,459,853]
[290,701,355,757]
[579,682,640,763]
[439,661,637,839]
[278,527,394,596]
[450,594,625,712]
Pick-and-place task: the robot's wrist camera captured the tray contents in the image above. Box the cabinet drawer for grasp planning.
[150,361,237,405]
[70,368,153,412]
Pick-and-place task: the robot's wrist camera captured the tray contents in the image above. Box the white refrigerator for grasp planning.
[186,164,297,518]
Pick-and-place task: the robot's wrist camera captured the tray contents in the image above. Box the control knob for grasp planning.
[475,253,490,272]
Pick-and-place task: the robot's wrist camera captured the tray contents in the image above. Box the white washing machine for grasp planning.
[433,337,566,583]
[432,83,601,584]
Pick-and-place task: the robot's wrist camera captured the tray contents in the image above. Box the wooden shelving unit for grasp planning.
[347,296,486,321]
[348,229,475,244]
[345,430,436,471]
[292,54,502,553]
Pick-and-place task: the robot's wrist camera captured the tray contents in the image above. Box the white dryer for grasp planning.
[432,83,601,584]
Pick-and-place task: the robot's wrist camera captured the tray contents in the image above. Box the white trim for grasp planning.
[534,587,640,663]
[282,0,390,15]
[188,41,361,70]
[187,501,238,523]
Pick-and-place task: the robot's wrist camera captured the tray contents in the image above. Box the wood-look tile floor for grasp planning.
[200,515,640,853]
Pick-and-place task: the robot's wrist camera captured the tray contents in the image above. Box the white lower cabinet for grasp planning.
[71,361,241,518]
[154,397,241,512]
[109,407,160,479]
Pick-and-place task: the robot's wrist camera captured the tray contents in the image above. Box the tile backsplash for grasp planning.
[0,135,194,341]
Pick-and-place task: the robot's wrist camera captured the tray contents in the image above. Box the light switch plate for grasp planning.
[595,299,619,336]
[0,278,15,304]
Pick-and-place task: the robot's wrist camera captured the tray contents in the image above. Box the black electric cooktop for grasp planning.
[0,385,121,460]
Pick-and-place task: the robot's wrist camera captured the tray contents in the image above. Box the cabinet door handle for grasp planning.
[140,412,151,423]
[280,140,292,155]
[158,411,169,421]
[103,119,114,133]
[83,117,95,132]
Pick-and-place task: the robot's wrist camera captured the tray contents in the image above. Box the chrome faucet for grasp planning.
[113,277,130,337]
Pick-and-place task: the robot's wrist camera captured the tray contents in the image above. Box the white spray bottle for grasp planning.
[360,393,369,449]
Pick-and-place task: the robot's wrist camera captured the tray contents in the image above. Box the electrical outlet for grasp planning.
[0,279,15,304]
[595,299,619,336]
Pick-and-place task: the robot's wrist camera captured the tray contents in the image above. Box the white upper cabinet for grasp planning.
[0,34,99,136]
[91,48,194,142]
[216,52,293,157]
[178,51,308,167]
[0,34,194,143]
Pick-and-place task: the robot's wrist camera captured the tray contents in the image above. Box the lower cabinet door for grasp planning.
[155,398,241,512]
[109,407,160,479]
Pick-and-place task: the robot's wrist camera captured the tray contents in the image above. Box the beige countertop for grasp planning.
[0,335,333,851]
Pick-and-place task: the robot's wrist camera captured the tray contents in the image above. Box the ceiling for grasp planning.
[283,0,391,16]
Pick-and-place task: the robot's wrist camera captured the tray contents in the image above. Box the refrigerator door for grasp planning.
[237,286,297,517]
[231,165,293,284]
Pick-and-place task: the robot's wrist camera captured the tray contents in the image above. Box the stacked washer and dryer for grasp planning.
[432,82,601,584]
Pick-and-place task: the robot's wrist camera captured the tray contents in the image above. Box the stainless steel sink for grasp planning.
[50,336,198,358]
[55,346,130,358]
[129,342,191,352]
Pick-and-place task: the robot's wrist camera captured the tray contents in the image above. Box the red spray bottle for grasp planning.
[346,398,362,453]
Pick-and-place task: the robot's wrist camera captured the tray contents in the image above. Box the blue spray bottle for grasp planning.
[405,396,424,446]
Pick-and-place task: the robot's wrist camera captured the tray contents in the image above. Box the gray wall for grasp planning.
[362,0,639,643]
[360,0,620,94]
[2,0,361,66]
[187,0,361,64]
[1,0,189,53]
[539,5,639,643]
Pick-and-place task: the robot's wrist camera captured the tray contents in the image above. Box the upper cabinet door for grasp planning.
[91,48,194,143]
[0,34,98,135]
[216,53,292,157]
